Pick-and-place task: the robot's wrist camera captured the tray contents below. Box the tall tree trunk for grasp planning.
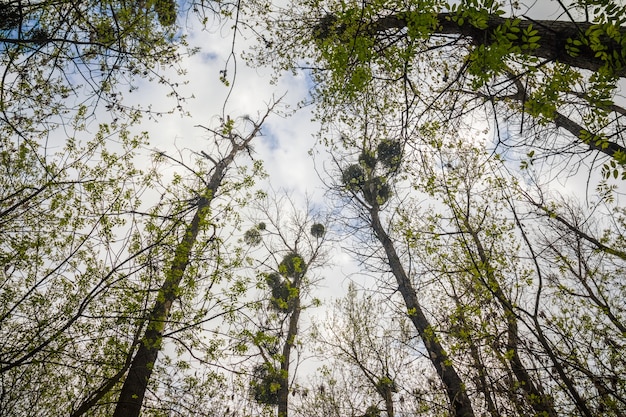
[277,255,312,417]
[277,294,301,417]
[369,206,475,417]
[113,161,227,417]
[381,383,394,417]
[113,112,269,417]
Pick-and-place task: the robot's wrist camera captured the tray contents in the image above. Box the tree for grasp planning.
[234,191,330,417]
[0,0,191,143]
[334,127,625,416]
[0,2,290,414]
[6,1,626,416]
[0,122,157,415]
[511,187,626,416]
[389,137,626,415]
[113,107,276,417]
[246,3,626,410]
[305,82,625,415]
[258,0,626,177]
[324,127,475,416]
[0,101,276,416]
[410,147,558,416]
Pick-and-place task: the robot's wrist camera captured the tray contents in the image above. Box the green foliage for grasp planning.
[376,139,402,171]
[450,0,501,29]
[601,158,626,180]
[269,272,301,313]
[0,0,189,144]
[251,363,285,405]
[244,228,263,246]
[292,0,626,174]
[279,252,306,278]
[265,272,295,312]
[580,21,626,76]
[364,405,381,417]
[153,0,177,26]
[342,160,392,205]
[465,17,535,87]
[362,176,391,206]
[342,164,366,190]
[405,8,441,39]
[524,64,582,119]
[0,3,20,30]
[359,150,378,170]
[375,375,397,393]
[0,124,155,415]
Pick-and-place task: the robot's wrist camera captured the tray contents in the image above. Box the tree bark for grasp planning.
[318,12,626,77]
[381,383,394,417]
[369,206,475,417]
[277,292,301,417]
[468,73,626,161]
[277,253,312,417]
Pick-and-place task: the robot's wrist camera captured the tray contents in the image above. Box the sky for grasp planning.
[117,8,358,297]
[126,17,321,191]
[3,1,626,413]
[119,0,622,200]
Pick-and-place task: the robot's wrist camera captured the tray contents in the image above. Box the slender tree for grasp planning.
[113,107,276,417]
[332,130,476,416]
[235,191,330,417]
[395,139,626,416]
[310,282,437,417]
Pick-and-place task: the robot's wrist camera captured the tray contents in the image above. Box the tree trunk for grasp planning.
[382,384,394,417]
[469,73,626,162]
[319,12,626,77]
[277,295,301,417]
[112,110,270,417]
[462,219,557,417]
[369,206,475,417]
[113,160,228,417]
[277,256,311,417]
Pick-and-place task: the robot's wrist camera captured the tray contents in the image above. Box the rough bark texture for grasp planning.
[369,206,475,417]
[317,11,626,161]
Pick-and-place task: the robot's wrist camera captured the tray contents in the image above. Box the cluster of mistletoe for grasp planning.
[342,139,402,206]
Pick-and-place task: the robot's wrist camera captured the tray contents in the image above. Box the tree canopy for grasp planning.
[2,0,626,416]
